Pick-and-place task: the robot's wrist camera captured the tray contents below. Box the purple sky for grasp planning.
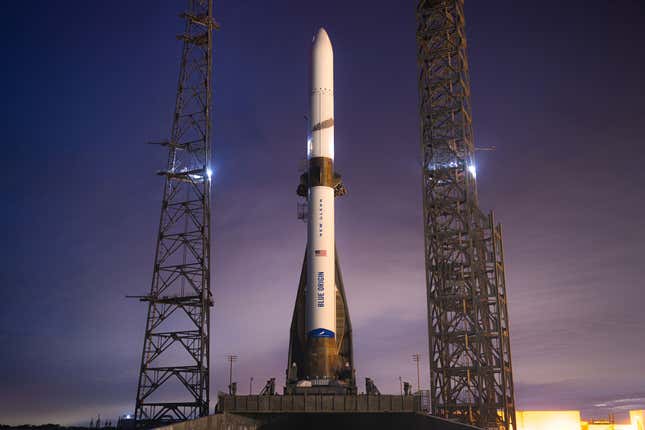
[2,0,644,425]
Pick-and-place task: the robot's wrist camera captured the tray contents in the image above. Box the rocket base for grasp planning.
[304,336,338,380]
[286,248,356,395]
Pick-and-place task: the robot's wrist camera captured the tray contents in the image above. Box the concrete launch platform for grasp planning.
[156,394,480,430]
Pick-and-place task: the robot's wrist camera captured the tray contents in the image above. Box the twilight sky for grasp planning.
[1,0,644,425]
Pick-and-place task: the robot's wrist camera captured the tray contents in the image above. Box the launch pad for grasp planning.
[155,394,479,430]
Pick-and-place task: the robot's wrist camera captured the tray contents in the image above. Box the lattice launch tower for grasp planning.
[133,1,217,427]
[416,1,516,429]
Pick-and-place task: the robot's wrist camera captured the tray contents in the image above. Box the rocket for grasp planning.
[305,27,337,378]
[286,28,355,393]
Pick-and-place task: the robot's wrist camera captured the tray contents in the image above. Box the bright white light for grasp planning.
[307,137,312,158]
[427,160,460,171]
[206,167,213,180]
[468,164,477,178]
[125,415,131,419]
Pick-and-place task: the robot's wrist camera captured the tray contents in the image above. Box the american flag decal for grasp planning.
[314,249,327,257]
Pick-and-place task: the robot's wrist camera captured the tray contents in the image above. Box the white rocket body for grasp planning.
[306,28,336,341]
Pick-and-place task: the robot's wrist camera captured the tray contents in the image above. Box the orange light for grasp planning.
[516,410,645,430]
[516,410,581,430]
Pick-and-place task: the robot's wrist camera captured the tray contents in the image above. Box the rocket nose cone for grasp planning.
[312,27,333,59]
[311,27,333,89]
[313,27,331,48]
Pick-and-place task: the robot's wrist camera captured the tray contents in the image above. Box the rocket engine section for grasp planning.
[286,28,355,395]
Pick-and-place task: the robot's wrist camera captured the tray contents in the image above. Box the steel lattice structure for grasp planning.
[134,1,217,427]
[416,1,516,429]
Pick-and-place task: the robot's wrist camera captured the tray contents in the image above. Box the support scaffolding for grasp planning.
[416,1,516,428]
[134,1,218,427]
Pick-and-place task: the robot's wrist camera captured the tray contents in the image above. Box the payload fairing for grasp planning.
[286,28,356,394]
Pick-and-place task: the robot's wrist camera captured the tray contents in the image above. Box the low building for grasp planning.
[516,410,645,430]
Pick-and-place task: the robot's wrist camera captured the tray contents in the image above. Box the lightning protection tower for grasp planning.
[416,1,516,429]
[134,1,217,427]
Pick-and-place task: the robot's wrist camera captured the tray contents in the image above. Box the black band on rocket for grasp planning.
[308,157,334,187]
